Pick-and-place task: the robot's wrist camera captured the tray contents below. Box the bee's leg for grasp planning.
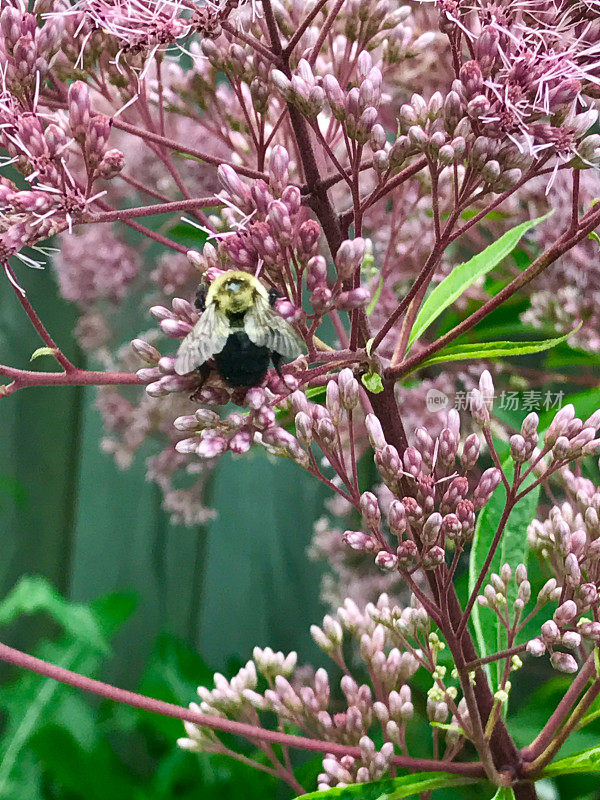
[271,351,284,380]
[195,282,208,311]
[267,287,281,308]
[189,363,211,401]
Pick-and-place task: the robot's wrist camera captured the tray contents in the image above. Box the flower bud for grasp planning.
[335,238,366,281]
[338,368,359,410]
[550,652,578,674]
[473,468,501,509]
[343,531,377,551]
[365,414,386,449]
[554,600,578,626]
[375,551,398,571]
[269,145,289,190]
[360,491,381,525]
[131,338,160,364]
[306,255,328,290]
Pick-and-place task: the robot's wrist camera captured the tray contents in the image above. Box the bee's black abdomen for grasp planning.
[215,331,271,387]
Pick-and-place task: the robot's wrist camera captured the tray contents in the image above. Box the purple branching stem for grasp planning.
[109,118,270,180]
[522,651,598,765]
[526,676,600,776]
[221,20,281,64]
[359,157,428,214]
[0,365,141,396]
[86,196,222,223]
[0,640,487,775]
[283,0,329,56]
[483,429,511,493]
[374,206,463,357]
[463,644,529,673]
[3,262,74,372]
[118,172,175,203]
[307,0,347,68]
[93,199,189,254]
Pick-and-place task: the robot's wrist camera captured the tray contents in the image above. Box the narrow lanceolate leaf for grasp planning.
[293,771,483,800]
[406,212,552,350]
[469,459,541,692]
[406,327,578,375]
[541,744,600,777]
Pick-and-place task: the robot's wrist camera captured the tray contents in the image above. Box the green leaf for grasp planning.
[490,789,516,800]
[366,275,383,315]
[575,701,600,732]
[407,327,577,375]
[469,459,541,691]
[542,745,600,777]
[0,586,135,797]
[294,770,483,799]
[362,372,384,393]
[406,213,551,350]
[0,576,109,653]
[29,346,58,362]
[430,721,466,737]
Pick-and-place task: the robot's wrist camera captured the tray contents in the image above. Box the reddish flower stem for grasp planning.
[282,0,330,56]
[0,640,486,777]
[4,262,75,373]
[87,196,222,223]
[93,199,189,254]
[0,366,141,395]
[521,651,598,764]
[307,0,347,67]
[110,118,269,180]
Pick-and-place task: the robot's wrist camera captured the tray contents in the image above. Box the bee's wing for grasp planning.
[244,295,304,360]
[174,305,229,375]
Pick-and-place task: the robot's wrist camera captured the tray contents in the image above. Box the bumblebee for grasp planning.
[175,270,304,387]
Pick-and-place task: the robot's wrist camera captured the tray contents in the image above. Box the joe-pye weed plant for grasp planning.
[2,0,600,797]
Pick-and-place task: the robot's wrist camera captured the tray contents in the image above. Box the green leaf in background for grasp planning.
[294,771,484,800]
[408,327,578,375]
[469,459,541,691]
[0,585,136,799]
[0,576,109,653]
[366,273,384,315]
[490,788,516,799]
[406,213,552,350]
[542,745,600,777]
